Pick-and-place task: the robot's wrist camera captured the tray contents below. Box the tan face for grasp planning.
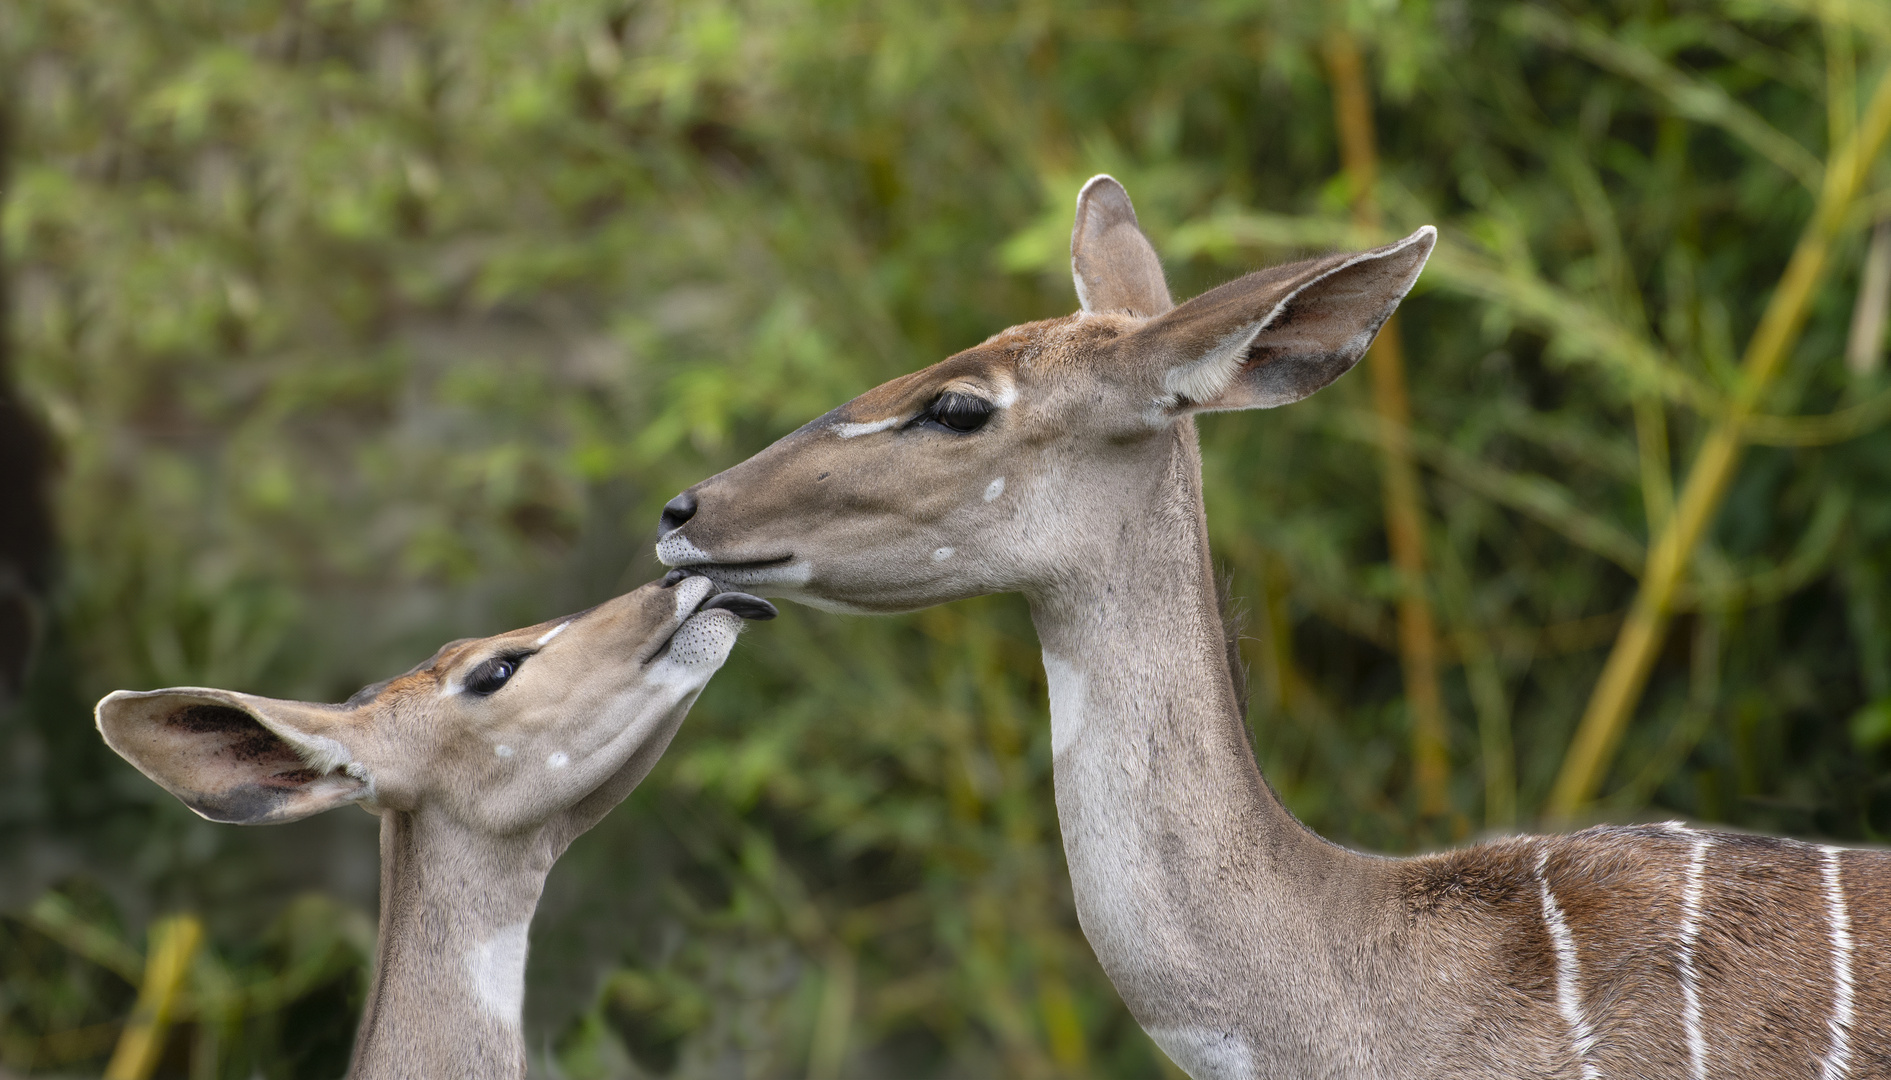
[654,177,1435,613]
[96,576,775,836]
[655,313,1169,613]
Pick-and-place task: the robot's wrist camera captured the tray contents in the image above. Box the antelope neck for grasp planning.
[1024,421,1396,1070]
[348,810,550,1080]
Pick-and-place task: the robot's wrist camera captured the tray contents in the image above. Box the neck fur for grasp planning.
[348,811,550,1080]
[1026,420,1398,1074]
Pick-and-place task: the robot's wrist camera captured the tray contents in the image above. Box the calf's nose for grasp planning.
[659,491,697,536]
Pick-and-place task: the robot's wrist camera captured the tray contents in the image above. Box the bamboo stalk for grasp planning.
[806,944,855,1080]
[105,914,204,1080]
[1546,66,1891,820]
[1323,30,1452,817]
[1847,219,1891,376]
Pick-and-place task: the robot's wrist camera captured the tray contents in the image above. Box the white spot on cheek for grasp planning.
[494,744,514,758]
[993,384,1018,408]
[983,476,1005,502]
[933,547,954,562]
[546,751,569,769]
[465,921,530,1026]
[533,621,570,647]
[833,416,903,439]
[1043,652,1086,757]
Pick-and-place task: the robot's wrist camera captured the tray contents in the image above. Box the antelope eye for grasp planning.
[465,656,521,696]
[926,392,994,433]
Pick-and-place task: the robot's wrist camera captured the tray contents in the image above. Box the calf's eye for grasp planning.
[466,657,520,696]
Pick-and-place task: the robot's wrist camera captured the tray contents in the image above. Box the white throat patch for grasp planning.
[1042,652,1086,758]
[465,921,530,1026]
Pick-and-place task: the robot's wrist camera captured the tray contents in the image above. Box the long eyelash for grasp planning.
[901,391,994,434]
[935,392,987,414]
[932,392,992,423]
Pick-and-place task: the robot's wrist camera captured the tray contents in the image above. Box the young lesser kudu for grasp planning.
[96,576,775,1080]
[651,176,1891,1079]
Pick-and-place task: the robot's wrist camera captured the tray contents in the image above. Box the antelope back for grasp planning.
[1401,823,1890,1077]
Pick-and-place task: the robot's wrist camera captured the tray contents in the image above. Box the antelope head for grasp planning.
[96,576,775,842]
[654,176,1434,611]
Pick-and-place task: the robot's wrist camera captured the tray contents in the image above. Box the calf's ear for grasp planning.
[1129,226,1435,415]
[97,688,368,824]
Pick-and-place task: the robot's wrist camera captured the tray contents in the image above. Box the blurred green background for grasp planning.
[4,0,1891,1076]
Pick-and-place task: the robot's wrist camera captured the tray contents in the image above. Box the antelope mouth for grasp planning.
[697,591,778,620]
[645,580,778,664]
[660,555,807,590]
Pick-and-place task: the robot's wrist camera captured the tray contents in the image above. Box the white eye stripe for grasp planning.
[833,416,904,439]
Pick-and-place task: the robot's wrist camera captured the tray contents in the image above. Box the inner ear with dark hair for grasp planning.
[1117,227,1436,416]
[97,689,367,825]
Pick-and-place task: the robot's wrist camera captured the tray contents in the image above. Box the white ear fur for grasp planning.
[1163,324,1270,406]
[1156,225,1435,415]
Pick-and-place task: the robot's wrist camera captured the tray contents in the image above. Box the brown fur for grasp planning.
[1400,827,1891,1077]
[1843,851,1891,1075]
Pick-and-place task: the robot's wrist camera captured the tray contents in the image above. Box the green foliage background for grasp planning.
[3,0,1891,1076]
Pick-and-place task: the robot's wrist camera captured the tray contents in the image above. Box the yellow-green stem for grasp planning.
[105,914,204,1080]
[1547,66,1891,819]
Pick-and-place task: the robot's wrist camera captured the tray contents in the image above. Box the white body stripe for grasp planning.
[1820,845,1855,1080]
[1536,846,1602,1080]
[1673,826,1711,1080]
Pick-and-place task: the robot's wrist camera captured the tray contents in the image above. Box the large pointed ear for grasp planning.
[1071,175,1174,318]
[97,688,369,825]
[1136,226,1436,414]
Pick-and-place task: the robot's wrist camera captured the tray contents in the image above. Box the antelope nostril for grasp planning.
[659,491,697,535]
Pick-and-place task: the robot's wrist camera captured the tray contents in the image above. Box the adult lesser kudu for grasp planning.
[651,176,1890,1078]
[97,576,775,1079]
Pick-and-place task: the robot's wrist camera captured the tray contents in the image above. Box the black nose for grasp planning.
[659,491,697,535]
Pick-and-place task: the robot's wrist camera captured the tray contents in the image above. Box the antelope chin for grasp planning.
[654,534,809,587]
[695,558,814,592]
